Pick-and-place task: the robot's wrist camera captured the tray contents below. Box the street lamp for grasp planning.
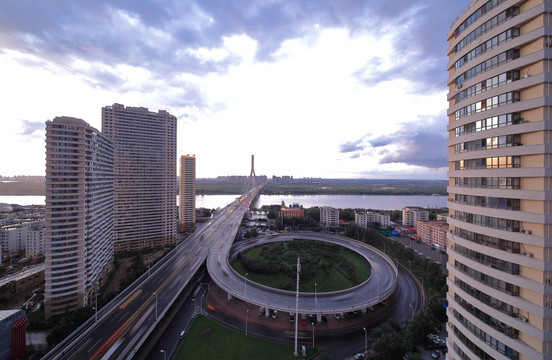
[314,283,317,310]
[160,349,166,360]
[245,309,249,336]
[312,321,315,348]
[244,273,248,300]
[363,327,367,354]
[154,292,158,322]
[409,304,414,318]
[94,288,98,322]
[408,260,412,273]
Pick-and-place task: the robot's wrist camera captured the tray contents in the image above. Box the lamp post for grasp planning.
[160,349,166,360]
[409,304,414,318]
[363,327,367,354]
[408,260,412,273]
[95,288,98,322]
[312,322,315,348]
[314,282,317,310]
[154,292,158,322]
[244,273,248,300]
[245,309,249,336]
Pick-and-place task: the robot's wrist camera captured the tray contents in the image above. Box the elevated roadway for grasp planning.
[44,185,264,360]
[207,232,398,315]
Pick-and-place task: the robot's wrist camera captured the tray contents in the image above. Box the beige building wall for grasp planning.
[447,1,552,359]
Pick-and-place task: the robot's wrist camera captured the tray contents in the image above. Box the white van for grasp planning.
[179,330,185,339]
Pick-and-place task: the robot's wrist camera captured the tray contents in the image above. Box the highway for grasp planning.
[44,185,264,360]
[208,232,398,315]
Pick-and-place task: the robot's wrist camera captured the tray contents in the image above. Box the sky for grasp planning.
[0,0,469,179]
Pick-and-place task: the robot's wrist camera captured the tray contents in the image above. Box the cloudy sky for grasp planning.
[0,0,468,179]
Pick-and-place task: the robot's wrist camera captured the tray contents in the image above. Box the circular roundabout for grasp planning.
[206,232,398,315]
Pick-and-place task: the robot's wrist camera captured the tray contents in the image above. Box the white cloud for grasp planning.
[0,0,457,179]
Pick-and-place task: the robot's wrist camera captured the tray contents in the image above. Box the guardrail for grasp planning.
[211,232,399,314]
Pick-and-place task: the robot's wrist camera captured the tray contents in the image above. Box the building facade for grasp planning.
[0,310,27,360]
[179,154,196,232]
[355,211,391,228]
[416,220,448,249]
[44,117,114,318]
[280,202,305,218]
[402,207,429,227]
[447,1,552,359]
[320,206,339,228]
[102,104,177,252]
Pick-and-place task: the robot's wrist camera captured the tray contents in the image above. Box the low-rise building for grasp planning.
[280,202,304,218]
[0,310,27,360]
[355,211,390,228]
[402,207,429,228]
[320,206,339,228]
[416,220,448,248]
[0,220,44,259]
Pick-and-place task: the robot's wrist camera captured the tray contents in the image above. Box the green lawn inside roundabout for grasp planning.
[230,239,372,292]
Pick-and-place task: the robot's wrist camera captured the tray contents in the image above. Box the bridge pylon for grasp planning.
[247,155,256,192]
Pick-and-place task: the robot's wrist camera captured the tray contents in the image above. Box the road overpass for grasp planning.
[43,185,264,360]
[208,232,398,315]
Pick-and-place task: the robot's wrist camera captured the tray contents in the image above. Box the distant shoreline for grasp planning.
[0,179,448,196]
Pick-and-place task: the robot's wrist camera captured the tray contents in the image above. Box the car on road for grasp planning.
[354,353,365,360]
[271,310,278,319]
[289,312,295,323]
[431,349,440,359]
[321,315,328,325]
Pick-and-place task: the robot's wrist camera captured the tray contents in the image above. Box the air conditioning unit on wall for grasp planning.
[523,251,533,257]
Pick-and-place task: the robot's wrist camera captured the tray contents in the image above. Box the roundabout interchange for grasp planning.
[207,232,399,316]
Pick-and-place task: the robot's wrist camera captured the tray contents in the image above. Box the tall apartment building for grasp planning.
[447,1,552,359]
[179,154,196,232]
[102,104,177,252]
[44,117,114,318]
[401,207,429,227]
[320,206,339,228]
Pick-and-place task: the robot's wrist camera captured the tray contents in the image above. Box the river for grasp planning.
[2,194,447,211]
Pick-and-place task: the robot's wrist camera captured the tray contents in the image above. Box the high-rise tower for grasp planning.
[102,103,177,252]
[179,154,196,232]
[447,1,552,359]
[44,117,114,318]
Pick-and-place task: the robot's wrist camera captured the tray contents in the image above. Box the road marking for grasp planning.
[66,337,91,360]
[119,289,142,310]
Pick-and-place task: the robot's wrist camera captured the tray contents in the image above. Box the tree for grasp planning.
[372,320,409,359]
[266,209,278,219]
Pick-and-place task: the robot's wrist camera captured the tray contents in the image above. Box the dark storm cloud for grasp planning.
[376,132,448,168]
[340,115,449,169]
[352,1,467,92]
[0,0,468,106]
